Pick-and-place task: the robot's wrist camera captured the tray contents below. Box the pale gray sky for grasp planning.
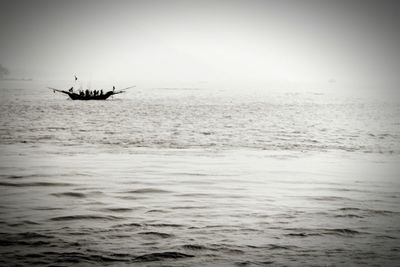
[0,0,399,89]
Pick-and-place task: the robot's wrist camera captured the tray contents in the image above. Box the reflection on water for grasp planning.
[0,81,399,266]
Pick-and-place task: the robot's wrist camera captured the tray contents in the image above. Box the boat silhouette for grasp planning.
[48,86,135,100]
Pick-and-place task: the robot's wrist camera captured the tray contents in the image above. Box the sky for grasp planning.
[0,0,399,90]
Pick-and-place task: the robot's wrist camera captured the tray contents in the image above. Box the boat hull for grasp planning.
[68,91,114,100]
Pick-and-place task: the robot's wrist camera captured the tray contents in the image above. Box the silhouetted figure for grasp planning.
[113,86,115,92]
[85,89,89,97]
[69,87,73,93]
[100,89,103,96]
[75,75,78,81]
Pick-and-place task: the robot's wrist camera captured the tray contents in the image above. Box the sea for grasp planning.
[0,80,399,266]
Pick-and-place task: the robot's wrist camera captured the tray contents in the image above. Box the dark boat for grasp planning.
[48,86,135,100]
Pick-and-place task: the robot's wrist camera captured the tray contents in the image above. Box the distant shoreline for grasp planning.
[1,78,33,81]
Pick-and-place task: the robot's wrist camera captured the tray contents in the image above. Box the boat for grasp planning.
[48,86,135,100]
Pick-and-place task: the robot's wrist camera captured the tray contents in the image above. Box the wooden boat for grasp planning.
[48,86,135,100]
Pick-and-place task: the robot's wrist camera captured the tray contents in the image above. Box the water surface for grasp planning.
[0,81,399,266]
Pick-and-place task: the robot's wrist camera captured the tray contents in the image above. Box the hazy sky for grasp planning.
[0,0,399,88]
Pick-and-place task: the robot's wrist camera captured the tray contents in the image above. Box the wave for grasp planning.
[102,208,133,212]
[267,244,299,250]
[123,188,172,194]
[112,222,142,228]
[285,228,362,237]
[182,244,208,250]
[176,193,212,197]
[334,214,364,218]
[336,207,397,216]
[50,215,123,221]
[5,232,53,239]
[0,239,52,247]
[309,196,352,201]
[7,220,39,227]
[133,251,194,262]
[0,232,54,247]
[52,192,86,198]
[171,205,208,210]
[364,209,397,215]
[146,223,183,227]
[138,231,173,238]
[0,250,132,265]
[2,174,44,179]
[337,207,362,211]
[146,209,169,213]
[44,251,128,263]
[0,181,73,187]
[169,172,209,176]
[32,207,64,211]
